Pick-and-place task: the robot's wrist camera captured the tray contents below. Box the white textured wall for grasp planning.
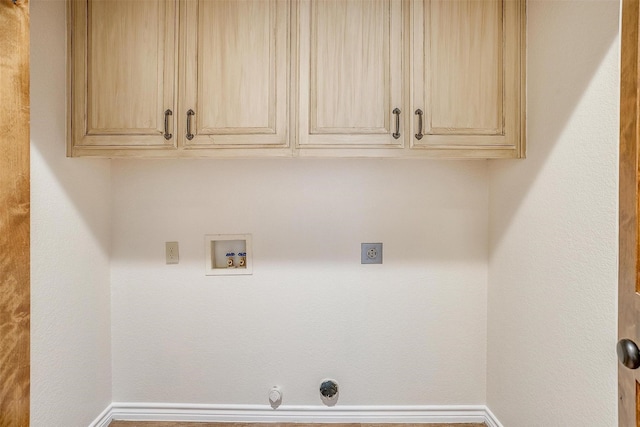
[111,159,489,405]
[487,1,619,426]
[29,0,622,422]
[30,0,113,425]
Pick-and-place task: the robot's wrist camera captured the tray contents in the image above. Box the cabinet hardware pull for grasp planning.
[392,108,401,139]
[186,109,195,140]
[163,109,173,140]
[414,109,424,140]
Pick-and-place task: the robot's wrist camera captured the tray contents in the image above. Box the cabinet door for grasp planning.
[69,0,178,153]
[297,0,404,148]
[181,0,289,148]
[411,0,525,157]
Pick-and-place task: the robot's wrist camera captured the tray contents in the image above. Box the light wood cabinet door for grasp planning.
[411,0,525,158]
[69,0,178,153]
[180,0,289,148]
[296,0,404,149]
[67,0,525,158]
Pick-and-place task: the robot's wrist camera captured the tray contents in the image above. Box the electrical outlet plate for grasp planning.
[205,234,253,276]
[361,242,383,264]
[166,241,179,264]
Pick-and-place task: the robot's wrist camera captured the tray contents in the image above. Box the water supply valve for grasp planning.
[226,252,235,268]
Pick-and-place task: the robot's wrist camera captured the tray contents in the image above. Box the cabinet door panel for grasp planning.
[71,0,177,149]
[313,1,386,132]
[428,0,502,133]
[182,0,289,147]
[298,0,403,147]
[412,0,524,154]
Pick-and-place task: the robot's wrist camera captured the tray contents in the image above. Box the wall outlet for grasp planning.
[361,242,383,264]
[166,241,179,264]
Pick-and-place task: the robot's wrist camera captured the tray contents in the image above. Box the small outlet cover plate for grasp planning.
[361,242,383,264]
[166,241,179,264]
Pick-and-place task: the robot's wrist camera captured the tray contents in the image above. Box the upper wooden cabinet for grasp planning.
[296,0,525,158]
[296,0,404,149]
[68,0,525,159]
[180,0,289,149]
[68,0,290,157]
[69,0,178,153]
[410,0,525,158]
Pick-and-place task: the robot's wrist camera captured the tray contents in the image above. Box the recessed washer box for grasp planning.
[205,234,253,276]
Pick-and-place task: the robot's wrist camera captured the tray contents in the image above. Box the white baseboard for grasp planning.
[484,407,505,427]
[87,403,504,425]
[88,404,114,427]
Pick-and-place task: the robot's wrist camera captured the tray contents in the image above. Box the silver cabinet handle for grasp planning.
[392,108,401,139]
[163,109,173,140]
[415,109,424,140]
[186,109,195,140]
